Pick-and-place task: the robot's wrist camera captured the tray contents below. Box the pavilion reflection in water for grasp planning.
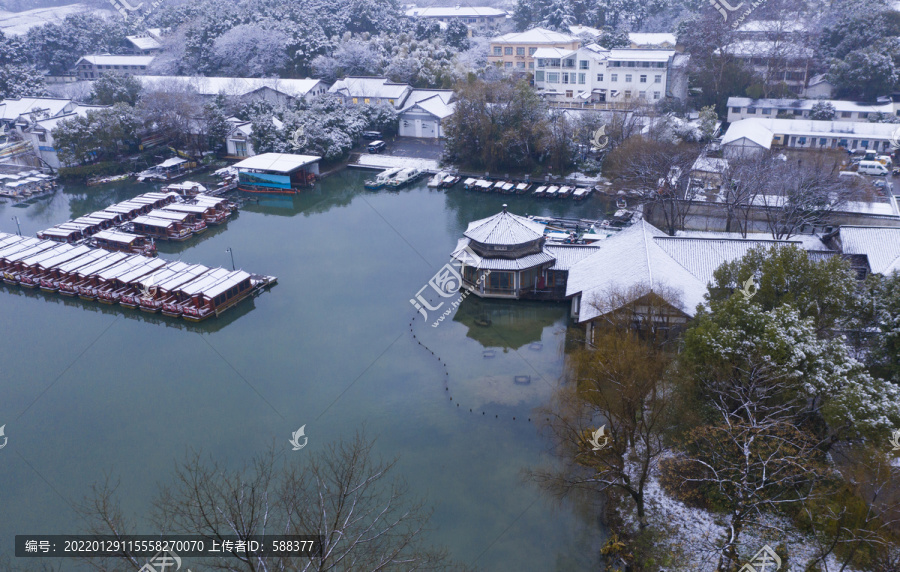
[452,295,566,350]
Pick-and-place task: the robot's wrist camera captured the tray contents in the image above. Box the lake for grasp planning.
[0,169,615,570]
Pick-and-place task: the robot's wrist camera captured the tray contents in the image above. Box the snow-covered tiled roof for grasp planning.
[628,33,677,47]
[452,238,554,270]
[532,47,576,59]
[566,221,706,321]
[464,208,545,246]
[544,244,603,271]
[568,25,601,37]
[837,227,900,275]
[721,120,774,149]
[403,89,454,107]
[78,55,156,67]
[491,28,579,45]
[135,76,327,98]
[608,48,674,61]
[727,117,900,140]
[0,97,74,121]
[405,6,505,17]
[126,34,162,51]
[691,157,729,173]
[328,77,410,100]
[402,95,455,119]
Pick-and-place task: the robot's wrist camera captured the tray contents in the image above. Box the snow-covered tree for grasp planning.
[809,101,836,120]
[443,20,470,51]
[52,104,141,165]
[211,23,290,77]
[91,73,142,107]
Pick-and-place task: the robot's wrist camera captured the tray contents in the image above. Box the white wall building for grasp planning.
[21,104,110,168]
[533,44,689,104]
[726,97,898,123]
[405,6,506,30]
[74,55,156,80]
[328,77,412,108]
[397,90,455,139]
[135,76,329,106]
[722,117,900,158]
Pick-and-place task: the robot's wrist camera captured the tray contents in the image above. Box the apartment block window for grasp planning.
[626,61,635,67]
[517,62,525,68]
[504,47,513,55]
[624,90,632,98]
[762,108,771,115]
[861,140,869,148]
[579,60,589,69]
[841,111,851,118]
[548,72,559,83]
[562,72,570,84]
[625,74,632,82]
[363,98,370,104]
[505,61,512,68]
[352,98,359,104]
[640,75,647,83]
[493,47,502,56]
[654,75,662,83]
[747,108,756,114]
[566,90,573,98]
[859,112,868,119]
[516,47,525,56]
[597,73,604,81]
[642,62,650,67]
[529,47,537,55]
[535,71,545,81]
[819,138,827,146]
[653,92,660,100]
[528,62,534,69]
[37,132,46,142]
[564,58,575,67]
[611,74,618,82]
[578,73,585,84]
[639,91,646,98]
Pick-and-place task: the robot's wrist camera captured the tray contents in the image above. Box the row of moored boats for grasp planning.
[464,178,594,200]
[37,191,236,256]
[0,231,275,322]
[364,167,425,190]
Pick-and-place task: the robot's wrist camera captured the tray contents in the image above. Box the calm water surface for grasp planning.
[0,169,615,570]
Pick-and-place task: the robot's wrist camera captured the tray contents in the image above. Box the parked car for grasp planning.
[858,161,890,176]
[367,140,386,154]
[362,131,382,140]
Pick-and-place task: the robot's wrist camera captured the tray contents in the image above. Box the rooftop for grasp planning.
[233,153,321,173]
[464,208,545,246]
[78,55,156,67]
[837,227,900,275]
[721,120,775,149]
[726,117,900,139]
[328,77,411,100]
[491,28,579,45]
[405,6,506,17]
[135,75,327,98]
[727,97,893,114]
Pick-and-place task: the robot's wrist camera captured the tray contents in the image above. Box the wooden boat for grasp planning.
[7,243,72,286]
[161,181,207,196]
[572,188,589,201]
[515,182,532,194]
[427,171,446,188]
[91,229,157,256]
[439,174,460,188]
[191,196,235,225]
[386,167,422,188]
[545,186,560,198]
[148,208,208,234]
[557,186,573,198]
[1,241,57,283]
[533,186,547,197]
[61,252,129,297]
[364,167,402,190]
[91,210,126,225]
[132,263,208,312]
[463,177,478,190]
[161,268,231,317]
[16,244,88,287]
[72,215,114,230]
[37,227,85,243]
[75,254,141,300]
[131,215,193,242]
[499,182,516,194]
[86,173,130,186]
[98,257,167,304]
[474,179,493,192]
[40,249,109,292]
[136,157,201,182]
[180,270,254,322]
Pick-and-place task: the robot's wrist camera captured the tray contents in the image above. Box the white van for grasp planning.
[858,161,890,176]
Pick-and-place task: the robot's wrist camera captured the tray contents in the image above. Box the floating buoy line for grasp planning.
[409,298,549,425]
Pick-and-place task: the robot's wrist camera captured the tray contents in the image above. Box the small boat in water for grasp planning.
[557,186,573,198]
[533,186,547,197]
[545,186,560,198]
[386,167,422,188]
[463,177,478,190]
[440,174,460,188]
[364,167,402,190]
[573,187,590,201]
[515,182,532,194]
[427,171,447,188]
[136,157,202,182]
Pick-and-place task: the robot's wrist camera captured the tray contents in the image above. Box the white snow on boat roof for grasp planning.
[116,257,167,283]
[147,209,191,221]
[163,204,208,214]
[136,261,191,288]
[153,264,210,291]
[233,153,321,173]
[3,241,57,262]
[36,245,92,269]
[40,228,82,238]
[132,216,175,227]
[95,255,152,280]
[20,243,73,265]
[91,211,121,219]
[55,250,110,273]
[203,270,251,298]
[93,229,142,243]
[0,237,39,257]
[75,252,130,276]
[178,268,231,296]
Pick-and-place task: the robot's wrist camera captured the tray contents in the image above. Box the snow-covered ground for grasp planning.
[354,154,441,171]
[637,475,850,571]
[0,4,108,35]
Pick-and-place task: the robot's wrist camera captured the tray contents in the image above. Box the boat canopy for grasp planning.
[132,216,175,229]
[93,229,144,245]
[74,252,130,277]
[147,209,191,222]
[178,268,231,296]
[115,257,167,284]
[35,245,92,270]
[55,250,110,273]
[203,270,251,299]
[153,264,210,292]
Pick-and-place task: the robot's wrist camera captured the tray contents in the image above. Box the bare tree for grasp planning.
[75,432,459,572]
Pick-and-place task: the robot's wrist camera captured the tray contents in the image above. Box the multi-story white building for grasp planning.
[405,6,506,31]
[532,44,689,105]
[488,28,581,72]
[726,97,899,123]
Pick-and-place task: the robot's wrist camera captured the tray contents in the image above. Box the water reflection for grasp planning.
[454,296,567,350]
